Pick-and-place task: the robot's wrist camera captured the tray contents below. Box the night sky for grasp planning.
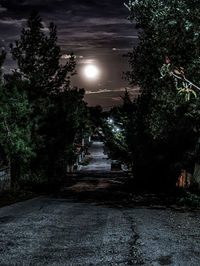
[0,0,139,108]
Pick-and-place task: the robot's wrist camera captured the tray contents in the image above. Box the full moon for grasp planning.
[84,65,99,80]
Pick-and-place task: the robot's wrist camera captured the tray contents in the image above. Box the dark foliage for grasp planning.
[0,11,89,187]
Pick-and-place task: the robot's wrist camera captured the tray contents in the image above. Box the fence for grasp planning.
[0,167,11,192]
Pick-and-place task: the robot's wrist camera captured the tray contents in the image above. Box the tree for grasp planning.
[0,85,34,181]
[123,0,200,189]
[101,92,132,166]
[10,10,76,98]
[0,51,35,181]
[0,50,6,76]
[45,88,88,182]
[7,11,86,184]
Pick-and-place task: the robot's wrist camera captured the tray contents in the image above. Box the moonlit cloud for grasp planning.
[0,18,27,26]
[79,59,97,65]
[86,17,130,25]
[86,89,112,94]
[84,87,140,108]
[111,97,121,101]
[85,87,139,94]
[118,35,139,39]
[41,21,49,31]
[112,47,132,51]
[61,54,73,59]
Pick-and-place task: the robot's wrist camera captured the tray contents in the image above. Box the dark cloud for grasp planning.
[0,0,138,106]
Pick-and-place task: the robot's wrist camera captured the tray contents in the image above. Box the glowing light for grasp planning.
[84,64,99,80]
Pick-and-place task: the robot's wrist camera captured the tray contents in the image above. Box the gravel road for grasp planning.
[0,196,200,265]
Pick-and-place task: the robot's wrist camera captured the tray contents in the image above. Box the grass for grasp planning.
[178,191,200,208]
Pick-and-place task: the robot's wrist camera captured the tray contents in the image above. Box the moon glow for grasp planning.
[84,64,99,80]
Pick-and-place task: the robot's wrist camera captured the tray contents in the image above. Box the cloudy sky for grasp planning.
[0,0,139,108]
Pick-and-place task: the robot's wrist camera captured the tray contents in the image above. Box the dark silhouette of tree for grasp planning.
[0,51,34,181]
[10,10,76,98]
[3,11,88,185]
[120,0,200,190]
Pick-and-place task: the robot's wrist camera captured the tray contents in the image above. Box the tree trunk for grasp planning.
[192,163,200,189]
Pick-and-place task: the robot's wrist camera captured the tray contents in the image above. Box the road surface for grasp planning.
[0,141,200,265]
[0,196,200,265]
[79,141,111,172]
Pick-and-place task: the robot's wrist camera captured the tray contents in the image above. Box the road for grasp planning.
[0,141,200,265]
[79,141,111,172]
[0,197,200,265]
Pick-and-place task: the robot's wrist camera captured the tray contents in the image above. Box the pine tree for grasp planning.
[10,10,76,98]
